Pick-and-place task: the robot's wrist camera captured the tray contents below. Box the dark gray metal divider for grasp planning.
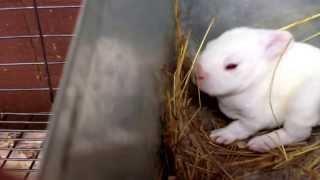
[39,0,174,179]
[180,0,320,55]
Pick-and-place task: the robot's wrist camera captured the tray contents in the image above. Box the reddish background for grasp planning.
[0,1,82,178]
[0,0,82,113]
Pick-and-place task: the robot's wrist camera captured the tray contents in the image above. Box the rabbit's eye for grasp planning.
[225,63,238,71]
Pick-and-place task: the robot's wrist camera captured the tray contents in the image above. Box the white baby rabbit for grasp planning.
[194,27,320,152]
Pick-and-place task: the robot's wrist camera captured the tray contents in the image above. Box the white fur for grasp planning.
[195,27,320,152]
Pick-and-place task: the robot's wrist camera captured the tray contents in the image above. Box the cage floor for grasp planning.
[0,114,49,180]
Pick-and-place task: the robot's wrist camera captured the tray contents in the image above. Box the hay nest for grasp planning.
[160,2,320,180]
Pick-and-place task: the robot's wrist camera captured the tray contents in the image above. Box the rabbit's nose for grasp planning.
[196,63,207,82]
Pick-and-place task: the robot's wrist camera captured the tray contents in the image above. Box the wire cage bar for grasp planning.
[0,1,82,179]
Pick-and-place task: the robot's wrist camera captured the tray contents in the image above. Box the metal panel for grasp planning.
[180,0,320,55]
[39,0,174,180]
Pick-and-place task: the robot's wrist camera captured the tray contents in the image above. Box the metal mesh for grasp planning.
[0,1,82,179]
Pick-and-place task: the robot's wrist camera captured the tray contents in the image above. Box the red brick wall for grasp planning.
[0,0,82,113]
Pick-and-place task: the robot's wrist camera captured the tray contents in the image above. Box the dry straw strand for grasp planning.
[181,17,216,94]
[303,31,320,42]
[279,12,320,31]
[267,37,293,160]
